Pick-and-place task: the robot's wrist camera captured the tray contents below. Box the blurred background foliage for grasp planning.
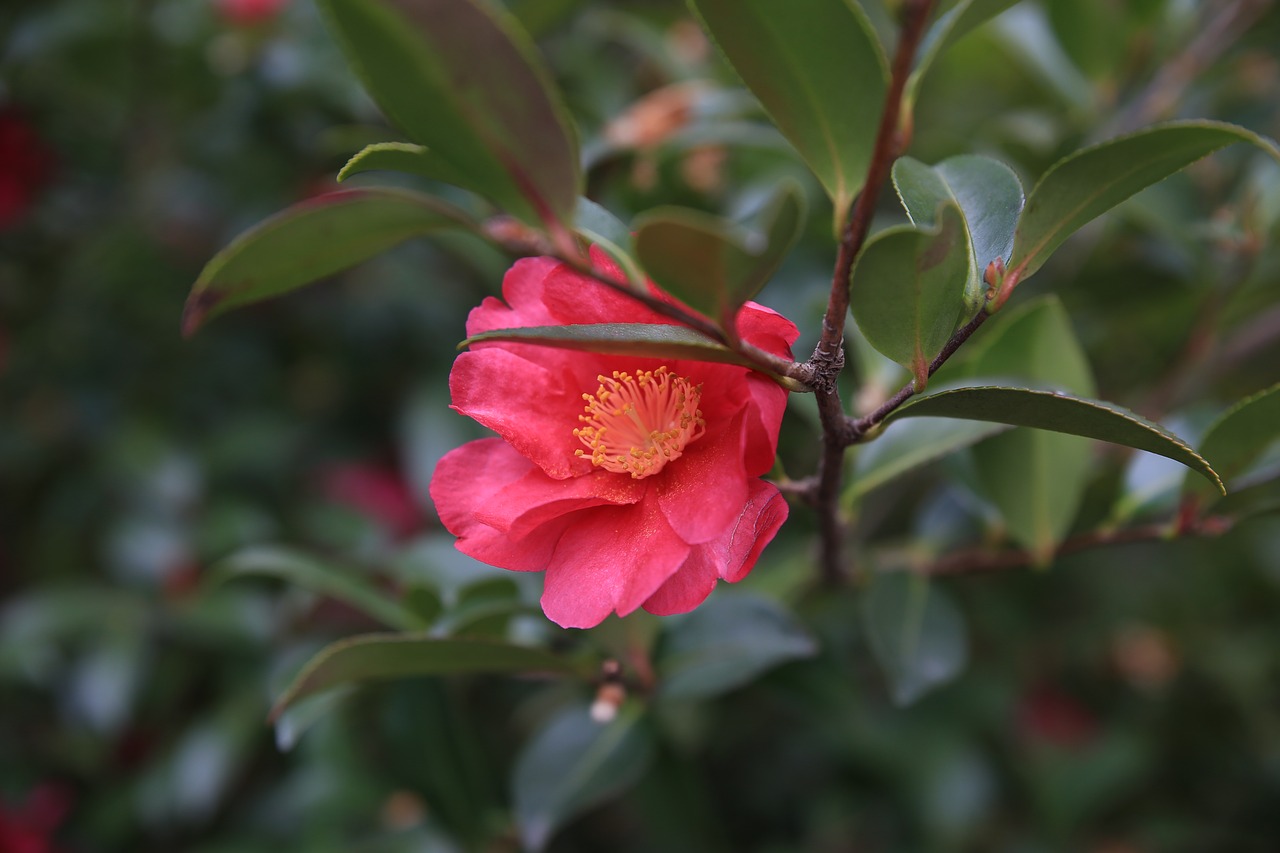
[2,0,1280,850]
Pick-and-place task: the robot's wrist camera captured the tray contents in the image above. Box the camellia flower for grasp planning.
[429,249,798,628]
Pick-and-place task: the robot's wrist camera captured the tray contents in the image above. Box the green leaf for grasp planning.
[953,297,1095,561]
[884,386,1224,493]
[271,634,585,718]
[633,182,804,327]
[513,703,653,852]
[893,154,1024,314]
[847,417,1009,504]
[462,323,760,371]
[907,0,1021,106]
[206,546,425,631]
[183,188,476,335]
[849,202,970,389]
[1183,382,1280,505]
[574,197,644,286]
[317,0,581,227]
[655,593,817,700]
[863,572,968,705]
[689,0,887,231]
[336,141,473,185]
[1009,120,1280,279]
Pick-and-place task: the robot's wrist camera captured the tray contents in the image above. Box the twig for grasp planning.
[1106,0,1272,136]
[912,515,1235,577]
[847,306,990,441]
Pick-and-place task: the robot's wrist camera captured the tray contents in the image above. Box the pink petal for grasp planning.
[540,497,691,628]
[741,373,789,477]
[430,440,640,572]
[655,410,749,545]
[449,348,593,480]
[463,257,560,335]
[640,548,719,616]
[642,479,788,615]
[736,301,800,357]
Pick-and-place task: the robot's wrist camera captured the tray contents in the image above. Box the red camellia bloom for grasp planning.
[429,249,797,628]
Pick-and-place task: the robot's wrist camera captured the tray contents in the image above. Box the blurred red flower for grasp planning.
[321,462,423,540]
[0,784,72,853]
[214,0,289,26]
[0,107,55,231]
[429,249,796,628]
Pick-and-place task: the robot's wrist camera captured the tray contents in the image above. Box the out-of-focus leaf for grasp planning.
[863,571,968,705]
[336,141,473,186]
[1009,121,1280,279]
[462,323,770,374]
[183,189,476,335]
[206,546,424,631]
[575,197,644,286]
[885,386,1223,492]
[634,182,804,326]
[893,154,1024,313]
[655,593,817,700]
[1183,382,1280,506]
[271,634,586,718]
[847,417,1010,504]
[512,703,653,852]
[907,0,1021,105]
[689,0,887,231]
[317,0,581,227]
[849,202,970,388]
[272,686,355,752]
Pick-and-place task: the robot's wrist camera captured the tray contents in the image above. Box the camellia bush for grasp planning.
[11,0,1276,849]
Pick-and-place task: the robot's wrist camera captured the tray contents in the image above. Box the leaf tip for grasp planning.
[181,290,219,338]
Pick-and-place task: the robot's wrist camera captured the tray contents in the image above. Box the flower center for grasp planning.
[574,366,706,479]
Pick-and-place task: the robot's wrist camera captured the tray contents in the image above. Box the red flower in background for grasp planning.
[214,0,289,26]
[321,462,423,540]
[0,107,55,231]
[429,249,796,628]
[0,784,72,853]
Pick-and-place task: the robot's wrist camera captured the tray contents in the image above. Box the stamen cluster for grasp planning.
[574,366,705,479]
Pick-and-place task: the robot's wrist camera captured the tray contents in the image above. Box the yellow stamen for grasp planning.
[573,366,705,479]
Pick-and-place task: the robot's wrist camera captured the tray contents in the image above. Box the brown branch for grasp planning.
[913,515,1235,577]
[806,0,938,585]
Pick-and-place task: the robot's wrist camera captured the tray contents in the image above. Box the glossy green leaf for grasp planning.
[1009,120,1280,278]
[513,703,653,852]
[893,154,1024,313]
[689,0,887,231]
[954,297,1095,561]
[907,0,1021,106]
[336,141,472,185]
[183,188,475,335]
[574,197,644,286]
[206,546,425,631]
[317,0,581,227]
[462,323,760,371]
[863,571,968,705]
[655,593,817,700]
[847,417,1009,504]
[1184,382,1280,504]
[271,634,584,718]
[849,202,970,389]
[633,183,804,327]
[884,386,1223,493]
